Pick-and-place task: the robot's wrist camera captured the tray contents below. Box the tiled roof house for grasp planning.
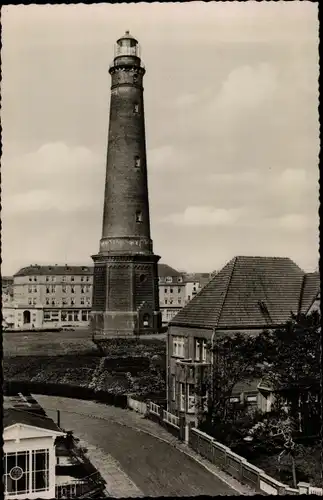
[167,256,320,418]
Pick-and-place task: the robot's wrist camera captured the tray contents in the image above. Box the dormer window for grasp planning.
[134,103,139,113]
[134,156,140,168]
[136,211,143,223]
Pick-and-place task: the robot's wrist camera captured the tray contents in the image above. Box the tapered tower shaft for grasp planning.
[91,31,161,339]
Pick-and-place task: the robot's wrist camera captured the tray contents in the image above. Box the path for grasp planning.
[34,395,252,497]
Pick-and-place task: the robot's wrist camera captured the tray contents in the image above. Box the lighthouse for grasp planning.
[91,31,162,339]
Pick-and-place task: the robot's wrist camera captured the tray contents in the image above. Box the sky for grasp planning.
[1,2,319,275]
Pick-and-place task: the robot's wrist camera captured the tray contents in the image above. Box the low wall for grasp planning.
[126,397,323,497]
[3,380,128,408]
[189,427,322,496]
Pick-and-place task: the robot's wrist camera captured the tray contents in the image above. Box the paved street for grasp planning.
[34,395,247,497]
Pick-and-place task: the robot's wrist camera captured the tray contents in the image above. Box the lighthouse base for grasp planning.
[91,252,162,340]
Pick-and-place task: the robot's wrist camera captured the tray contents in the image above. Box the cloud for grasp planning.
[277,214,313,231]
[3,142,103,213]
[214,63,278,117]
[164,206,244,227]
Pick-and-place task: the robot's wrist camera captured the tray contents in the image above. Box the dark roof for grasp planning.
[170,256,305,329]
[158,263,182,278]
[4,408,63,433]
[299,272,320,314]
[184,273,211,283]
[14,265,93,277]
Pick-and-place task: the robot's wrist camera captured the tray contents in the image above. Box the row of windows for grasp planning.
[172,337,207,361]
[44,310,89,322]
[164,288,183,294]
[28,275,91,282]
[44,297,91,306]
[171,378,258,414]
[45,285,91,294]
[163,298,182,305]
[3,449,49,496]
[159,276,183,284]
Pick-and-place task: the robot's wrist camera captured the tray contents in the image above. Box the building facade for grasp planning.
[12,265,93,330]
[166,256,320,422]
[91,31,161,339]
[158,264,186,324]
[8,263,212,331]
[183,272,211,304]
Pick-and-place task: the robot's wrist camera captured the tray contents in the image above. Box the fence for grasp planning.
[3,380,128,408]
[127,395,147,415]
[126,396,323,497]
[162,409,180,429]
[55,471,105,498]
[189,427,323,496]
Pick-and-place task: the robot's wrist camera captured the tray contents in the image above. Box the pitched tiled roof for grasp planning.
[158,263,182,277]
[170,256,305,329]
[4,408,63,433]
[299,272,320,314]
[14,265,93,277]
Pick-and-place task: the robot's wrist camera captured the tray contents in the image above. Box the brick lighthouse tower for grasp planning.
[91,31,161,339]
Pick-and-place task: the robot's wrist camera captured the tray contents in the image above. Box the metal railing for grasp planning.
[162,409,180,429]
[55,471,104,498]
[149,401,160,415]
[309,487,323,496]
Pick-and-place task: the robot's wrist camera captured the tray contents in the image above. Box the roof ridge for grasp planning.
[215,256,237,327]
[297,274,307,316]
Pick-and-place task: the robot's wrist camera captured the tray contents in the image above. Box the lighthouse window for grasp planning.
[133,74,138,83]
[134,156,140,167]
[134,103,139,113]
[136,211,143,223]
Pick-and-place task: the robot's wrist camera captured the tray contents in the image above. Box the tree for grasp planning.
[199,332,267,427]
[260,311,321,436]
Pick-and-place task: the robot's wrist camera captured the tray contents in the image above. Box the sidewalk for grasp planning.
[113,409,255,496]
[76,438,143,498]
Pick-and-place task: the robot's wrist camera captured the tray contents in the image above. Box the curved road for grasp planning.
[34,395,240,497]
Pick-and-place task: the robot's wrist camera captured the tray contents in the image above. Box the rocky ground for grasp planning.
[3,330,166,399]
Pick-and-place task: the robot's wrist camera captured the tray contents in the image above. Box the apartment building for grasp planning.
[13,265,93,330]
[158,264,186,324]
[167,256,320,422]
[10,263,212,330]
[183,272,212,304]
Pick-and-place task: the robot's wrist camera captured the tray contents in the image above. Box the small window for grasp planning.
[71,298,75,305]
[170,288,173,294]
[46,287,50,294]
[71,287,75,294]
[178,298,182,304]
[133,73,138,83]
[178,277,183,283]
[165,299,168,305]
[164,288,168,294]
[46,298,50,305]
[139,274,147,283]
[46,276,49,282]
[229,397,240,403]
[71,276,75,282]
[134,103,139,113]
[246,395,257,402]
[136,211,143,223]
[143,313,150,327]
[134,156,140,168]
[81,297,85,305]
